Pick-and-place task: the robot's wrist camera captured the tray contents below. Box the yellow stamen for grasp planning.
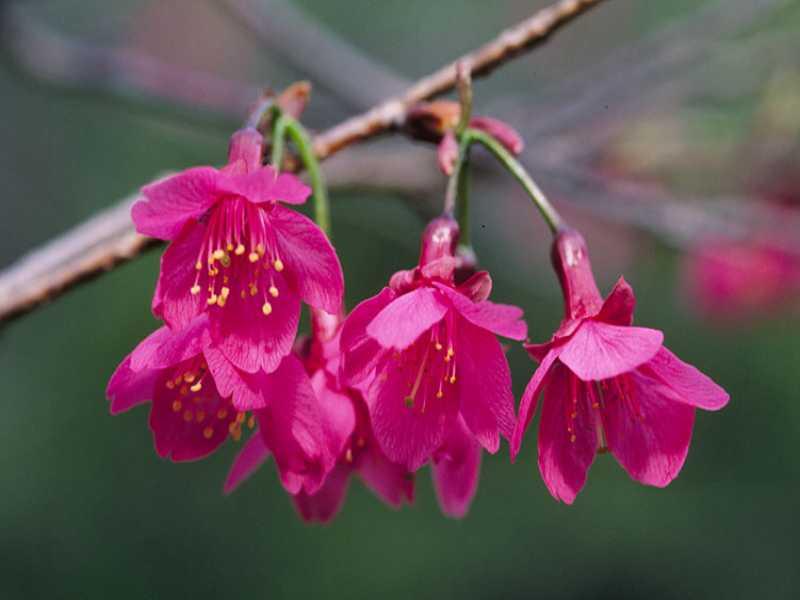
[207,294,218,306]
[171,400,182,412]
[248,252,260,263]
[212,249,226,261]
[269,285,279,298]
[195,260,203,271]
[217,408,228,420]
[203,426,214,439]
[190,284,201,295]
[273,259,284,272]
[235,244,246,256]
[166,380,175,390]
[435,342,443,351]
[190,382,202,393]
[247,415,256,429]
[262,302,273,316]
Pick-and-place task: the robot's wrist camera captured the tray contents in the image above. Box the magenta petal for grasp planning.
[469,116,524,155]
[455,318,516,453]
[270,205,344,314]
[130,317,210,371]
[106,357,159,415]
[358,442,415,508]
[604,370,696,487]
[437,131,459,175]
[259,356,334,495]
[223,432,270,494]
[311,371,356,459]
[538,365,597,504]
[292,464,351,523]
[642,347,730,410]
[510,349,560,460]
[366,287,448,350]
[217,166,310,205]
[559,320,663,382]
[432,417,482,519]
[434,283,527,341]
[132,167,219,240]
[456,271,493,303]
[204,348,267,411]
[152,221,207,329]
[596,277,636,326]
[340,288,395,385]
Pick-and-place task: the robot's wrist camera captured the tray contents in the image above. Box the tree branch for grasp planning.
[0,0,604,324]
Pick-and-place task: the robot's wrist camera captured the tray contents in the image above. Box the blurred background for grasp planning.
[1,0,799,598]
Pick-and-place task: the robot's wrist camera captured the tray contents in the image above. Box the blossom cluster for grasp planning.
[108,124,729,522]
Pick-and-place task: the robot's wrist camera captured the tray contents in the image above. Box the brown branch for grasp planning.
[0,0,604,324]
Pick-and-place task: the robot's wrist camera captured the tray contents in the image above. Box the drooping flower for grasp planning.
[106,315,337,495]
[340,216,527,515]
[511,228,729,504]
[224,310,414,523]
[132,127,344,374]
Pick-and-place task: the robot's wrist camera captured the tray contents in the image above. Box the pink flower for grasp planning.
[224,310,415,523]
[131,127,344,374]
[107,316,337,494]
[511,229,729,504]
[340,216,527,516]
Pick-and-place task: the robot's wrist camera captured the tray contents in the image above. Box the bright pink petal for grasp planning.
[227,128,263,172]
[130,317,210,371]
[510,349,560,460]
[432,417,482,518]
[152,221,207,329]
[358,442,415,508]
[604,371,696,487]
[469,116,524,155]
[456,271,492,303]
[419,256,457,281]
[339,288,395,385]
[270,205,344,314]
[366,345,459,471]
[106,356,158,415]
[537,364,597,504]
[559,320,663,382]
[212,270,301,373]
[366,287,448,350]
[437,131,459,175]
[292,464,351,523]
[223,432,270,494]
[259,355,334,495]
[434,283,527,341]
[132,167,219,240]
[596,277,636,326]
[641,348,729,410]
[204,348,268,411]
[217,166,311,205]
[455,318,516,453]
[311,371,356,459]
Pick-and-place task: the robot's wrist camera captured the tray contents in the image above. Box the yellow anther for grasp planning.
[216,296,227,308]
[179,385,189,396]
[166,380,175,390]
[190,382,202,393]
[262,302,273,316]
[240,290,246,299]
[435,342,443,351]
[249,283,258,296]
[220,254,231,268]
[234,244,246,256]
[217,408,228,420]
[446,347,454,358]
[247,415,256,429]
[444,355,451,363]
[273,259,284,272]
[449,375,456,384]
[220,286,230,299]
[196,410,206,423]
[203,426,214,439]
[236,412,245,424]
[248,252,260,263]
[226,243,234,251]
[207,294,218,306]
[195,260,203,271]
[183,409,193,422]
[174,376,183,386]
[345,448,354,463]
[269,285,279,298]
[570,434,577,443]
[212,249,226,261]
[171,400,182,412]
[256,243,266,256]
[232,429,242,442]
[190,284,201,295]
[183,372,195,383]
[436,390,443,399]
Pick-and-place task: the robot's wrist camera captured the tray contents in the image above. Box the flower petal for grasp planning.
[106,356,158,415]
[537,364,597,504]
[358,442,415,509]
[204,347,268,411]
[292,464,351,523]
[455,318,516,453]
[270,205,344,314]
[130,317,210,371]
[217,166,311,205]
[152,221,207,330]
[510,349,560,461]
[366,287,448,350]
[223,432,270,494]
[596,277,636,326]
[132,167,219,240]
[456,271,492,303]
[433,283,527,340]
[559,320,663,382]
[641,347,729,410]
[604,370,696,487]
[339,288,395,385]
[311,371,356,459]
[431,417,482,519]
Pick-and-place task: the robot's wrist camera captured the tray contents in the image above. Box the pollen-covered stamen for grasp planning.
[567,374,579,443]
[586,381,608,452]
[189,198,286,317]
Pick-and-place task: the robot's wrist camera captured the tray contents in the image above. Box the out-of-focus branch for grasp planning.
[0,0,604,324]
[0,3,257,122]
[216,0,409,109]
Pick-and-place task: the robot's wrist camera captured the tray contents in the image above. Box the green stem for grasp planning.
[270,114,288,168]
[465,128,564,234]
[454,142,472,249]
[283,118,331,238]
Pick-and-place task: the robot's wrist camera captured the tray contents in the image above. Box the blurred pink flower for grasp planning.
[107,315,337,495]
[512,229,729,504]
[225,310,414,523]
[132,127,344,374]
[683,237,800,321]
[340,216,527,516]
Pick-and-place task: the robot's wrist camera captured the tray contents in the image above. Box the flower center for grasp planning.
[190,198,285,317]
[403,319,457,412]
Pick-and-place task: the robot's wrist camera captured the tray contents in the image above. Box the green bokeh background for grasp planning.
[1,1,799,598]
